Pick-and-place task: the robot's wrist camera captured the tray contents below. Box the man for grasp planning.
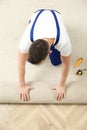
[18,9,72,101]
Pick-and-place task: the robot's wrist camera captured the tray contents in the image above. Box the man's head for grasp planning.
[27,39,50,64]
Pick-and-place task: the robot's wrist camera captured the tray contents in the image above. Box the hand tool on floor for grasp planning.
[76,69,87,76]
[74,57,87,76]
[74,58,83,68]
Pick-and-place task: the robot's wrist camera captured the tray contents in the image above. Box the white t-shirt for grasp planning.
[19,9,72,56]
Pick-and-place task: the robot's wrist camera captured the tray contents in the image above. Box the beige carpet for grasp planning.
[0,0,87,82]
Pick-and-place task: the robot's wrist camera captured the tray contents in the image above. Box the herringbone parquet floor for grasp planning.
[0,104,87,130]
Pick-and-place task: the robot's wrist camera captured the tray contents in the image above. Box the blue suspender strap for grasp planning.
[30,9,45,42]
[49,10,61,66]
[50,10,60,45]
[30,9,60,44]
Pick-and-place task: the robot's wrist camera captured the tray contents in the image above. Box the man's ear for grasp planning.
[48,50,52,54]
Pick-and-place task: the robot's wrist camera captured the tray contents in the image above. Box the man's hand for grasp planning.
[19,85,34,101]
[51,85,65,100]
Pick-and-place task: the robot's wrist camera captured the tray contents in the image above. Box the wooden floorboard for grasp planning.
[0,105,87,130]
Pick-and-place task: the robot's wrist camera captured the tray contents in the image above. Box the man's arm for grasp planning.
[51,54,71,100]
[18,50,33,101]
[18,50,28,87]
[59,54,71,87]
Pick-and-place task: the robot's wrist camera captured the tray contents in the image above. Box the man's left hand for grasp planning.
[51,85,65,100]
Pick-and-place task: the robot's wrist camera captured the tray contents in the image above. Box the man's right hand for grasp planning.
[19,85,34,101]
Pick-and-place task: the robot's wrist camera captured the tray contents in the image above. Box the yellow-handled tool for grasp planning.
[74,58,83,68]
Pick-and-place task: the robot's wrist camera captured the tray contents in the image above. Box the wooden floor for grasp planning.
[0,104,87,130]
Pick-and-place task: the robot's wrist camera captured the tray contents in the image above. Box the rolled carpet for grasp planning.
[0,80,87,104]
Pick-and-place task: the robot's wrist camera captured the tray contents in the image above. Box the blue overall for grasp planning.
[30,9,62,66]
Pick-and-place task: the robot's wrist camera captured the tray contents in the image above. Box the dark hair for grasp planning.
[27,39,49,64]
